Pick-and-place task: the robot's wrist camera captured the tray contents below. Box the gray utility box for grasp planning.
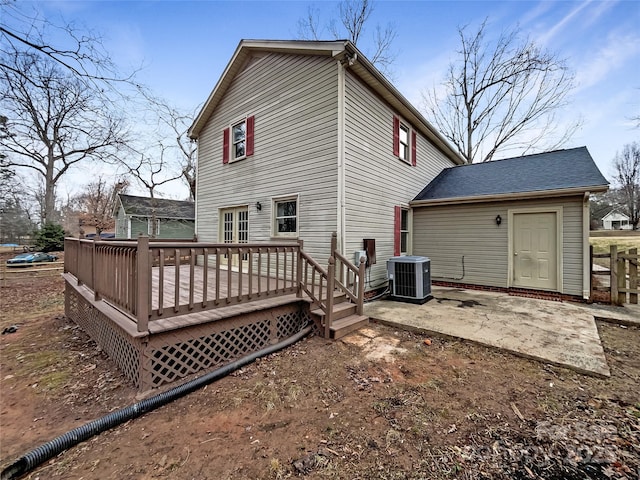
[387,256,432,304]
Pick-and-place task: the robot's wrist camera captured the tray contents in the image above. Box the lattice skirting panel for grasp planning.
[144,305,310,390]
[65,280,310,391]
[65,283,145,388]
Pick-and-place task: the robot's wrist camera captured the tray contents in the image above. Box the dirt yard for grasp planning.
[1,257,639,479]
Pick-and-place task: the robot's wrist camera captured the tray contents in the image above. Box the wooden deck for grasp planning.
[151,264,296,316]
[63,235,367,391]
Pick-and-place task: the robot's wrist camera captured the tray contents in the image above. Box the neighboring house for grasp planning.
[411,148,608,299]
[602,211,631,230]
[114,194,195,239]
[188,39,607,300]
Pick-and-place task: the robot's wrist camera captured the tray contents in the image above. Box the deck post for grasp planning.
[296,239,304,298]
[629,248,638,304]
[326,256,335,339]
[92,237,99,301]
[589,245,593,297]
[357,257,365,316]
[617,249,626,305]
[330,232,337,256]
[610,245,618,305]
[136,234,150,333]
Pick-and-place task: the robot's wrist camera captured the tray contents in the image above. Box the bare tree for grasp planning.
[612,142,640,230]
[1,2,136,91]
[122,145,184,237]
[140,92,198,200]
[422,20,579,164]
[0,49,128,224]
[0,165,36,243]
[69,177,128,235]
[297,0,396,75]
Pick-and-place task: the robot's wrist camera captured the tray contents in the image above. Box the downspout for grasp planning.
[193,138,199,238]
[583,192,591,299]
[336,57,346,257]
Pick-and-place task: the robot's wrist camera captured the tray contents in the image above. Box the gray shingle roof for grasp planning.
[413,147,608,202]
[118,194,195,219]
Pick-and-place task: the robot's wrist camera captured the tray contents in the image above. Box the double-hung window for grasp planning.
[393,115,417,166]
[222,115,255,164]
[399,124,409,162]
[400,208,409,255]
[273,196,298,237]
[394,206,411,256]
[232,120,246,160]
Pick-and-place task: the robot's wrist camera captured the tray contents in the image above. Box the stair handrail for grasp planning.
[330,232,366,316]
[298,250,332,334]
[332,250,366,314]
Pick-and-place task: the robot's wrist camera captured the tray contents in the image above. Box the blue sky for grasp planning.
[8,0,640,197]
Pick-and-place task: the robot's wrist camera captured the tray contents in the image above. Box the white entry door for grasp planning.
[512,212,558,291]
[219,206,249,268]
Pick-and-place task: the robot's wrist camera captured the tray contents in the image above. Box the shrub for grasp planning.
[34,222,66,252]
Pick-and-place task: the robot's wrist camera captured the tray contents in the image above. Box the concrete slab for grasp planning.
[364,287,611,378]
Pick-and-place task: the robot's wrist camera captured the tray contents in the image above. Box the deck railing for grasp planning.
[65,233,365,335]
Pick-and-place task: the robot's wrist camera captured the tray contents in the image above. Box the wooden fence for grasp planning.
[591,245,639,305]
[1,260,64,287]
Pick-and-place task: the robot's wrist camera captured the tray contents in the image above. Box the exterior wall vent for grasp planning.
[387,256,432,304]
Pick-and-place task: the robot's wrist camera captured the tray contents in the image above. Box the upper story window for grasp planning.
[222,115,255,164]
[273,195,298,237]
[232,120,246,160]
[399,124,409,162]
[393,115,417,166]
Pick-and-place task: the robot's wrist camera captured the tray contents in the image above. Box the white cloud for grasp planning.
[573,31,640,93]
[536,0,592,46]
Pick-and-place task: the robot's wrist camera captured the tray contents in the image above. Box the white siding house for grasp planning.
[602,211,631,230]
[189,40,463,289]
[189,40,608,300]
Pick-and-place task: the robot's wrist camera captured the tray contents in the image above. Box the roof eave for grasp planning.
[410,184,609,207]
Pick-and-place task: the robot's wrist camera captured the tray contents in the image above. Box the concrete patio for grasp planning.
[364,287,639,378]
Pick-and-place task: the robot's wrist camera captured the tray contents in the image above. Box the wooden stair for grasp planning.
[310,292,368,339]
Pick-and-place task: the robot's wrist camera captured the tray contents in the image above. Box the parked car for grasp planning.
[6,252,58,267]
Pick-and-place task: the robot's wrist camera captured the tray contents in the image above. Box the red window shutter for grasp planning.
[411,130,417,166]
[222,128,230,164]
[393,116,400,157]
[246,115,255,156]
[393,206,401,256]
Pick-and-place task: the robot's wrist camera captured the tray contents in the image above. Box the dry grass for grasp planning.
[590,234,640,254]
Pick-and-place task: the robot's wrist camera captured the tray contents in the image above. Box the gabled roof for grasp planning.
[412,147,609,205]
[602,210,630,221]
[188,39,464,165]
[116,194,195,220]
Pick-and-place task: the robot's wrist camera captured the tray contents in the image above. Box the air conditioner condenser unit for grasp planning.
[387,256,432,304]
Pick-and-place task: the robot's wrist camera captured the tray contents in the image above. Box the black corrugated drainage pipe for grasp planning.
[1,324,313,480]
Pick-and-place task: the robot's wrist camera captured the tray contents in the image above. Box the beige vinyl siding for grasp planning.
[412,196,585,296]
[343,71,457,288]
[196,53,339,260]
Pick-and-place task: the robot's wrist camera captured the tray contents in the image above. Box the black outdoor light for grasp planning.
[256,201,262,211]
[495,215,502,226]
